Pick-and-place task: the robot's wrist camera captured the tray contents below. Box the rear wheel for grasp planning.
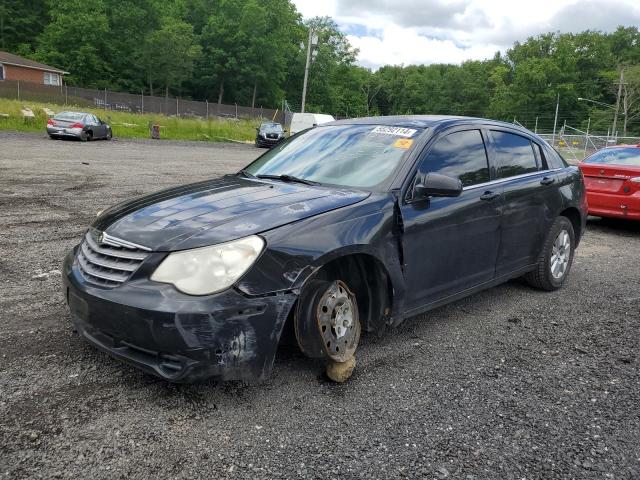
[525,216,575,291]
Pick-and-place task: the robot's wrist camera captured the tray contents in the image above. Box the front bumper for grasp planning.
[62,249,297,382]
[256,136,283,147]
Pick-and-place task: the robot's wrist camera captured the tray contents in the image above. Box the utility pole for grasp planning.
[301,28,318,113]
[552,93,560,146]
[612,67,624,140]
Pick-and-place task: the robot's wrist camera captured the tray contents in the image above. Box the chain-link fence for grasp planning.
[0,80,284,123]
[537,127,640,162]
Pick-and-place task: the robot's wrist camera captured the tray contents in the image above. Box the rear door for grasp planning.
[487,129,561,276]
[400,127,503,309]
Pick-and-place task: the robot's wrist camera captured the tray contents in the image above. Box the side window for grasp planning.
[491,131,539,179]
[421,129,490,187]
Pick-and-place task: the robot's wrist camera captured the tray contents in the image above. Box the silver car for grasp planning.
[47,111,112,141]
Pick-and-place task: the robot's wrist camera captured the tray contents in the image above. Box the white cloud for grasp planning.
[347,26,501,69]
[291,0,640,69]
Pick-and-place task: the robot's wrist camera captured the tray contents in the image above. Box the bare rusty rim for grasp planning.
[316,280,360,363]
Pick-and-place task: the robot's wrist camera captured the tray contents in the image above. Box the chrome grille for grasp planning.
[76,231,150,287]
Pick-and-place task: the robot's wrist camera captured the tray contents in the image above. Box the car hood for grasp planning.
[93,176,369,251]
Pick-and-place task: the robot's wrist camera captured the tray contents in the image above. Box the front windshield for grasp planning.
[583,148,640,166]
[260,123,283,133]
[245,124,423,188]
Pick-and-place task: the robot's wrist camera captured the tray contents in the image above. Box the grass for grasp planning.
[0,98,258,143]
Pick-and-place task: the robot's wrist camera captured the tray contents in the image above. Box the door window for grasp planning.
[491,131,539,179]
[421,129,490,187]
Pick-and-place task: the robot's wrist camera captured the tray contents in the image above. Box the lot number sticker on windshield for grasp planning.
[371,126,417,137]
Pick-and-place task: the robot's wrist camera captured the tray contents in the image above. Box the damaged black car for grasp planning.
[63,116,587,383]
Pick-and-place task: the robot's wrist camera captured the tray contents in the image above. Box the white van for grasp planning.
[288,113,335,136]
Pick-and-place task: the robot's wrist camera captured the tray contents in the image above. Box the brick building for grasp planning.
[0,51,68,86]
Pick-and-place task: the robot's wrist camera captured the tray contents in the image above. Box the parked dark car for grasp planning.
[255,122,285,148]
[63,116,587,383]
[47,111,112,141]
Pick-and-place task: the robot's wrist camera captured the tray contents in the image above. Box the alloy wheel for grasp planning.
[550,229,571,279]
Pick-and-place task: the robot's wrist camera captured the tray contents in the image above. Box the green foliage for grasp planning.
[0,0,639,134]
[0,0,48,53]
[0,97,257,141]
[139,18,201,96]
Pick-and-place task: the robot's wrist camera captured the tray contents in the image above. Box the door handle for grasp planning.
[480,191,500,201]
[540,176,556,186]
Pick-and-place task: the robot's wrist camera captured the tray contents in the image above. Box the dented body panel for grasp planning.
[63,249,296,382]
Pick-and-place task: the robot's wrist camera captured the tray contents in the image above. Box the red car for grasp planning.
[579,145,640,220]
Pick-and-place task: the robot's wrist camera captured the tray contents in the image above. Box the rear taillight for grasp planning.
[47,119,55,126]
[70,122,84,129]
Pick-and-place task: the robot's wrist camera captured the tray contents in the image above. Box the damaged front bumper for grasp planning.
[62,250,297,383]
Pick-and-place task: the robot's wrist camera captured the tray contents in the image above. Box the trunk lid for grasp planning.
[579,164,640,195]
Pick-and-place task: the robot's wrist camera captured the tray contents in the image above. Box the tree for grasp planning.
[138,18,201,99]
[622,65,640,136]
[0,0,48,53]
[34,0,111,87]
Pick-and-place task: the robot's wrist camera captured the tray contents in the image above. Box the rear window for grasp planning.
[54,112,86,121]
[491,131,539,179]
[583,148,640,166]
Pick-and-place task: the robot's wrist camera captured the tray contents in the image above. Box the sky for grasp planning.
[291,0,640,69]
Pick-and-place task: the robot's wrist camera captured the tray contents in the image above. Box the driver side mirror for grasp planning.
[413,173,463,200]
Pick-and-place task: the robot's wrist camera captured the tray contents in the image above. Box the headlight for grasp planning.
[150,235,265,295]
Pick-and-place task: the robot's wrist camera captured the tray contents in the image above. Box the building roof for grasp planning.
[0,51,69,75]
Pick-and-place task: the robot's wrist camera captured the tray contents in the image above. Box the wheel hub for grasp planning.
[550,229,570,279]
[316,280,360,362]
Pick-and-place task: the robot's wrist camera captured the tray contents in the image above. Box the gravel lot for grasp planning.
[1,131,639,479]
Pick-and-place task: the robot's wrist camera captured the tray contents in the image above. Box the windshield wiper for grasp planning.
[255,174,319,186]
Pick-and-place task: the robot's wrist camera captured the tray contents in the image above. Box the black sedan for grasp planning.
[63,116,587,383]
[255,122,285,147]
[47,111,112,141]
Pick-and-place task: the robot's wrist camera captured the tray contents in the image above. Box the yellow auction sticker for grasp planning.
[394,138,414,149]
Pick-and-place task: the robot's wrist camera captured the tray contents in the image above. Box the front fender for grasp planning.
[236,194,407,320]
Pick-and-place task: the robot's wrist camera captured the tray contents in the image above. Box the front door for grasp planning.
[88,114,106,138]
[400,128,503,310]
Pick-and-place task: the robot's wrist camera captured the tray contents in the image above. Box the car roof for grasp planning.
[326,115,526,131]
